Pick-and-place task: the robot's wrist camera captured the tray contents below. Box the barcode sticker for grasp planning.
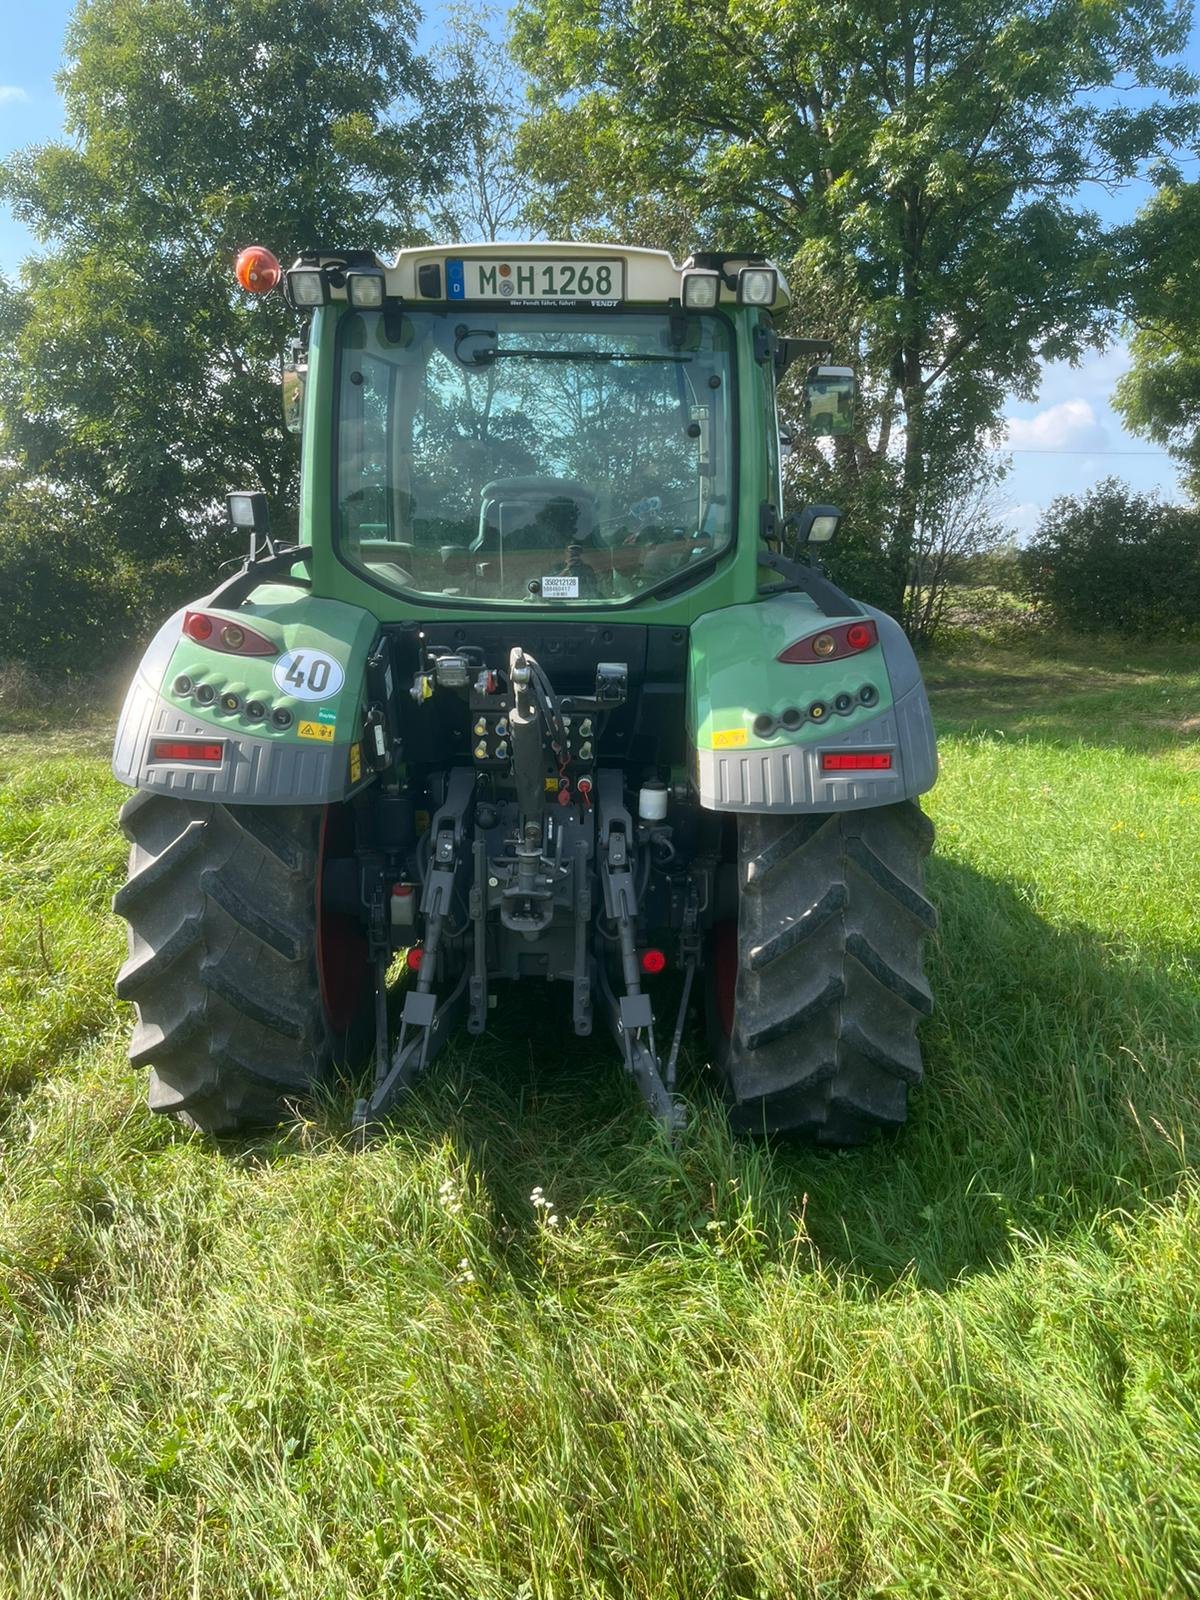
[541,575,580,599]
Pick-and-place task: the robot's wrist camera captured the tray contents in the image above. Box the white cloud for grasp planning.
[1034,344,1130,408]
[0,86,29,106]
[1003,398,1108,454]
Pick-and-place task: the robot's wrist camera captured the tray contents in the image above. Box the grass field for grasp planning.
[1,635,1198,1598]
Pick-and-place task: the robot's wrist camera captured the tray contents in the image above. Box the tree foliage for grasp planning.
[0,0,455,652]
[1115,177,1200,497]
[512,0,1198,615]
[427,4,533,243]
[1022,478,1200,633]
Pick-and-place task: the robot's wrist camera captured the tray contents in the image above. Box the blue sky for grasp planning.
[0,0,1195,535]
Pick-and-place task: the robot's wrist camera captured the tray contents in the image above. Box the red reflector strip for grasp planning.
[821,751,893,772]
[150,739,224,763]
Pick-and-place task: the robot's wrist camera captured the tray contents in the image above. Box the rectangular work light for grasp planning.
[227,490,270,532]
[737,266,778,306]
[682,270,720,309]
[286,267,329,307]
[346,269,386,307]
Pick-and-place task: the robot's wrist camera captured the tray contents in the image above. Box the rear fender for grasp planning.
[687,594,937,812]
[112,583,379,804]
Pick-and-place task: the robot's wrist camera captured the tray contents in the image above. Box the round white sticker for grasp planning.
[272,649,345,701]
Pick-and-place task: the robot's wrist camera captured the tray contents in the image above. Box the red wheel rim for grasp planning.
[712,919,737,1040]
[316,805,369,1032]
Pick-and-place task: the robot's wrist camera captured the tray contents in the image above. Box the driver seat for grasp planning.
[472,477,596,554]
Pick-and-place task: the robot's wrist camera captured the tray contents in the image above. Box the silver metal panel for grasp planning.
[696,682,937,814]
[112,688,350,805]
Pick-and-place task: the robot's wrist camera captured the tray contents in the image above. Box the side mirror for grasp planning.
[282,336,307,435]
[793,504,843,547]
[803,365,855,437]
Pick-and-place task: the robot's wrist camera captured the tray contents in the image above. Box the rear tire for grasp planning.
[707,802,936,1144]
[114,791,372,1134]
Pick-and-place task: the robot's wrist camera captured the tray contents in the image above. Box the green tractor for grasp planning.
[112,242,937,1142]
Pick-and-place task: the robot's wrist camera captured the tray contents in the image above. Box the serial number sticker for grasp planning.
[446,257,625,302]
[349,743,362,783]
[712,727,748,749]
[272,649,345,701]
[541,575,580,599]
[297,721,335,743]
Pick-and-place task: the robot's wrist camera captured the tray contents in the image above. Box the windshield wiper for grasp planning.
[452,325,696,367]
[458,343,694,367]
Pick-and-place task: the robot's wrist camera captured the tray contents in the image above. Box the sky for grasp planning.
[0,0,1196,538]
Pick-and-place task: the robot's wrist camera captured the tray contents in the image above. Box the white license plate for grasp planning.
[447,257,624,303]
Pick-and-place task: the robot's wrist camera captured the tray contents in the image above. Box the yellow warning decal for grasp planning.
[298,720,335,742]
[712,727,748,749]
[349,743,362,782]
[544,776,559,793]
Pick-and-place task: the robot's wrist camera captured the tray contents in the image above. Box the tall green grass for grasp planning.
[1,640,1198,1598]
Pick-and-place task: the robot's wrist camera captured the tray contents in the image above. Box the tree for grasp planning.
[511,0,1198,617]
[1114,177,1200,496]
[1021,478,1200,633]
[426,4,534,243]
[0,0,455,640]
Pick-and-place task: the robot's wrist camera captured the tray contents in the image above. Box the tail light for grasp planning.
[182,611,277,656]
[150,739,223,763]
[779,619,878,663]
[821,752,893,771]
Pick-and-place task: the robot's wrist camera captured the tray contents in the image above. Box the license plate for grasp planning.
[446,257,624,303]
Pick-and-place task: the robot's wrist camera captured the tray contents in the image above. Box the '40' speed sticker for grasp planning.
[272,649,345,701]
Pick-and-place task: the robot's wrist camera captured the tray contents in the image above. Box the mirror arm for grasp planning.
[207,545,313,609]
[775,336,836,382]
[757,550,865,618]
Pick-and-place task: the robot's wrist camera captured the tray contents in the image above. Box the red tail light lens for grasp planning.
[182,611,277,656]
[150,740,224,763]
[779,619,878,663]
[821,751,893,771]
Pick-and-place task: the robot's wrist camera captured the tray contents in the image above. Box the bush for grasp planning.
[1022,478,1200,634]
[0,472,217,670]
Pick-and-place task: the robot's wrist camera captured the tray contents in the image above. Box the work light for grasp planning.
[286,267,329,307]
[737,266,778,306]
[346,270,386,308]
[681,270,720,309]
[227,491,270,532]
[806,510,841,543]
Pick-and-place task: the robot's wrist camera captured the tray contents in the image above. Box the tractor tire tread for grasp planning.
[115,793,361,1134]
[715,800,935,1143]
